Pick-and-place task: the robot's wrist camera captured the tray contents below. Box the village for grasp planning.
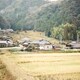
[0,28,80,80]
[0,28,80,53]
[0,0,80,79]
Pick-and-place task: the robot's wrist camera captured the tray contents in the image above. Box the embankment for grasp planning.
[0,59,15,80]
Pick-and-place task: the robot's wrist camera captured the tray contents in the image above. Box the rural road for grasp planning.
[0,53,80,80]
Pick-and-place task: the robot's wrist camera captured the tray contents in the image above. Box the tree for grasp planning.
[63,23,77,40]
[0,15,11,29]
[51,25,64,40]
[51,23,77,41]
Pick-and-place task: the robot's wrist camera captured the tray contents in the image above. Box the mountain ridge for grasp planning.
[0,0,59,30]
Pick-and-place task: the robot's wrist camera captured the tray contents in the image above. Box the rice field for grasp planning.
[1,52,80,80]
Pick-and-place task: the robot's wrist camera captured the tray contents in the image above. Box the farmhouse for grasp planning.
[7,40,14,47]
[0,36,11,40]
[0,36,14,47]
[31,39,53,50]
[19,37,31,47]
[0,40,14,48]
[0,28,14,34]
[6,29,14,33]
[0,41,8,47]
[66,41,80,49]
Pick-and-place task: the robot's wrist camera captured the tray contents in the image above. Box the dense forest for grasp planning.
[0,0,80,41]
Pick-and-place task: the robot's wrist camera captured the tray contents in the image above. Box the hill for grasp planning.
[0,0,61,30]
[0,0,14,10]
[11,30,59,45]
[0,0,80,40]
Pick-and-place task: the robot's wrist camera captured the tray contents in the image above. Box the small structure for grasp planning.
[6,29,14,33]
[66,41,80,49]
[0,40,14,48]
[0,36,11,41]
[7,40,14,47]
[0,36,14,48]
[19,38,32,51]
[31,39,53,50]
[0,41,8,47]
[0,28,14,34]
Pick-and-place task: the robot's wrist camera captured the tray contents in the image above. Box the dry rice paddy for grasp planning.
[1,52,80,80]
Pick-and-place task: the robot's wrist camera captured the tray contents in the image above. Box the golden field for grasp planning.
[0,52,80,80]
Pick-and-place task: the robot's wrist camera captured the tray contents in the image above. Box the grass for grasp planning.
[10,30,59,45]
[11,49,80,54]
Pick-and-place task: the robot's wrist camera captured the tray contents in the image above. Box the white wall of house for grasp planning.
[39,44,53,50]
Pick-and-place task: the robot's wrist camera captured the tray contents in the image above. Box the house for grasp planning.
[0,41,8,47]
[0,40,14,48]
[19,37,31,47]
[0,36,14,47]
[31,39,53,50]
[6,29,14,33]
[66,41,80,49]
[0,36,11,40]
[0,29,14,35]
[19,38,53,51]
[7,40,14,47]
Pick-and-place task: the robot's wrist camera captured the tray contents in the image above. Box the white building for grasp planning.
[0,40,14,48]
[32,40,53,50]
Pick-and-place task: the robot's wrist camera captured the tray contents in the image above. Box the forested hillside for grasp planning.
[0,0,80,40]
[0,0,14,10]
